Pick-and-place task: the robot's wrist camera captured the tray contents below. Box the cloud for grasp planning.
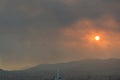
[59,15,120,59]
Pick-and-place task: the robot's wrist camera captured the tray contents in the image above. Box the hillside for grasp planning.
[25,59,120,75]
[0,59,120,80]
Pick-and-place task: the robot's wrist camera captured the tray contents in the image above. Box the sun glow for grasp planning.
[95,36,100,41]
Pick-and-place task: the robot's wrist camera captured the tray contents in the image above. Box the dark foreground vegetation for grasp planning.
[1,74,120,80]
[0,71,120,80]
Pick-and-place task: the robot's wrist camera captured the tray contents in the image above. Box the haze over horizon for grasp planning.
[0,0,120,70]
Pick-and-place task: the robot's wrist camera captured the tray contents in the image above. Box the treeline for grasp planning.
[1,74,120,80]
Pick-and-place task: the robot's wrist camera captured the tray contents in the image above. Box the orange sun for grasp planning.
[95,36,100,41]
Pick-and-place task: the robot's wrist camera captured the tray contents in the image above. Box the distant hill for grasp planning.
[0,59,120,80]
[0,69,5,73]
[25,59,120,75]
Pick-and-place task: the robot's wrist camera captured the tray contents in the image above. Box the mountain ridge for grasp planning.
[1,59,120,80]
[1,59,120,75]
[22,58,120,75]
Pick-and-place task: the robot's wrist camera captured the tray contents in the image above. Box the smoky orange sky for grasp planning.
[60,15,120,59]
[0,0,120,70]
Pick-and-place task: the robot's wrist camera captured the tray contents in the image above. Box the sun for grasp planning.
[95,36,100,41]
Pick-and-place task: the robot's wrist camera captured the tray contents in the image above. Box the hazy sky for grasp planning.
[0,0,120,70]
